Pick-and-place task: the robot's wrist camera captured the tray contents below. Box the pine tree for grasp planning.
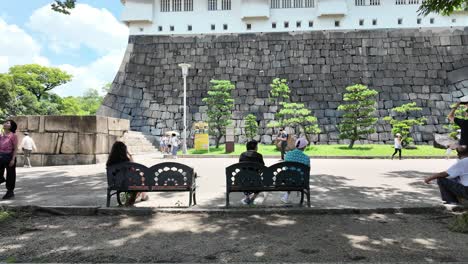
[202,80,235,148]
[244,114,258,141]
[337,84,378,149]
[383,102,426,147]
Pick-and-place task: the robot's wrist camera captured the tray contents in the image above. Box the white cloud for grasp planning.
[28,3,129,55]
[54,50,125,96]
[0,18,49,73]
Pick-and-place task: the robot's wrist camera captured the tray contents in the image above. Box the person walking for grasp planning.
[170,133,181,158]
[19,132,37,168]
[391,133,402,160]
[277,128,288,160]
[0,120,18,200]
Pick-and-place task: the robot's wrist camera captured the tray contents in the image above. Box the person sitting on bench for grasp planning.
[281,137,310,203]
[424,145,468,205]
[239,140,264,205]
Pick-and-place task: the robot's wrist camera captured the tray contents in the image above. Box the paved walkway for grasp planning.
[0,155,455,209]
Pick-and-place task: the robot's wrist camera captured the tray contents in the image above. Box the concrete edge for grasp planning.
[1,205,453,217]
[178,155,457,159]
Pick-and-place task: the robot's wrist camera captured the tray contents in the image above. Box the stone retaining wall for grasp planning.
[98,28,468,145]
[12,116,129,166]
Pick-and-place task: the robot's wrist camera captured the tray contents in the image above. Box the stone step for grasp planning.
[120,131,159,154]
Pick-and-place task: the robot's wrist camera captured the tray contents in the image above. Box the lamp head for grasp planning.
[178,63,191,77]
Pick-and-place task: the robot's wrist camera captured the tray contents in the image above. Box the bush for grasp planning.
[449,212,468,233]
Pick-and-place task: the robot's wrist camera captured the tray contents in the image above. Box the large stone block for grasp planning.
[27,116,40,132]
[12,116,28,131]
[30,132,60,154]
[45,116,108,134]
[108,117,130,131]
[78,133,97,154]
[61,133,79,154]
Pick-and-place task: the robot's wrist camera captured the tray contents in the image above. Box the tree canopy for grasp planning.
[418,0,468,16]
[52,0,76,14]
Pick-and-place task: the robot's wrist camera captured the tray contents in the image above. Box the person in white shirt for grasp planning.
[170,133,180,158]
[391,133,402,160]
[424,145,468,205]
[19,132,37,168]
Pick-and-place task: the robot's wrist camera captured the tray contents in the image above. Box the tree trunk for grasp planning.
[215,134,222,149]
[348,140,355,149]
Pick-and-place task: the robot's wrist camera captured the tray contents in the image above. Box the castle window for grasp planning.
[284,21,289,28]
[370,0,380,5]
[222,0,231,10]
[172,0,182,11]
[305,0,314,7]
[271,0,281,8]
[158,26,163,31]
[246,23,252,30]
[161,0,171,12]
[187,25,192,31]
[211,24,216,30]
[184,0,193,11]
[170,25,175,31]
[452,18,457,23]
[282,0,292,8]
[430,18,435,24]
[395,0,405,4]
[355,0,365,5]
[398,18,403,24]
[223,24,228,30]
[359,19,364,26]
[417,18,421,24]
[335,20,340,27]
[356,0,380,5]
[208,0,217,10]
[308,21,313,27]
[272,22,277,28]
[372,19,377,25]
[294,0,303,8]
[296,21,301,28]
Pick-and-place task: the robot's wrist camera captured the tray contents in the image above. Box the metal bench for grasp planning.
[225,161,311,207]
[106,162,197,207]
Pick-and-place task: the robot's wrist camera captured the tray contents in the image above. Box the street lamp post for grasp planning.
[178,63,191,154]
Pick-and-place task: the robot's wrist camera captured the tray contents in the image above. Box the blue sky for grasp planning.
[0,1,128,96]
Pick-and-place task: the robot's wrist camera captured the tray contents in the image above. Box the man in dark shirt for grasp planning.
[277,128,288,160]
[239,140,264,205]
[448,102,468,145]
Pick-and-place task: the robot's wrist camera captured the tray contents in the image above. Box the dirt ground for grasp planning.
[1,212,468,263]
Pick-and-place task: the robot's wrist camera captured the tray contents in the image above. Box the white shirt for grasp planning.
[20,136,37,151]
[170,137,179,147]
[394,138,402,149]
[446,157,468,186]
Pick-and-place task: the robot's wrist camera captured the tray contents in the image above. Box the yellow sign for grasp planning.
[195,134,209,151]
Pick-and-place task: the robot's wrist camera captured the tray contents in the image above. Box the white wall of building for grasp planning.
[122,0,468,35]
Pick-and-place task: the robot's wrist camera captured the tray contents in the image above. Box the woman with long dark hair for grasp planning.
[0,120,18,199]
[106,141,148,206]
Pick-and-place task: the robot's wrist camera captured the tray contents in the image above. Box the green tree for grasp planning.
[60,88,104,115]
[384,102,426,147]
[9,64,72,100]
[418,0,468,16]
[269,78,290,105]
[274,102,321,145]
[52,0,76,14]
[337,84,379,149]
[202,80,235,148]
[61,97,87,115]
[0,73,41,119]
[244,114,259,141]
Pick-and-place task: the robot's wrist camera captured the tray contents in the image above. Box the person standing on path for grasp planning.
[170,133,181,158]
[391,133,402,160]
[19,132,37,168]
[424,145,468,205]
[0,120,18,200]
[278,128,288,160]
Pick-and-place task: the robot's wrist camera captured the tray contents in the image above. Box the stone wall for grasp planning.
[98,28,468,145]
[12,116,129,166]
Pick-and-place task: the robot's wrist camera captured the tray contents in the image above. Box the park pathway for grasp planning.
[0,156,453,209]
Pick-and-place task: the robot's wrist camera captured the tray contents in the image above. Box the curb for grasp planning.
[2,205,452,217]
[177,155,457,159]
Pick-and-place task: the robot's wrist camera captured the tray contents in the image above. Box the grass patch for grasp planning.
[449,213,468,233]
[185,144,453,157]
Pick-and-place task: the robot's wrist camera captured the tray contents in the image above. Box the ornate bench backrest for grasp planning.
[262,162,310,188]
[226,162,267,190]
[148,162,195,189]
[106,162,151,191]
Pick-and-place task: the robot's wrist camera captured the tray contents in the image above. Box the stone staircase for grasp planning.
[120,131,159,154]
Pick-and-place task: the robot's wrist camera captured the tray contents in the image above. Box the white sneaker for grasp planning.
[241,197,250,205]
[280,193,289,203]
